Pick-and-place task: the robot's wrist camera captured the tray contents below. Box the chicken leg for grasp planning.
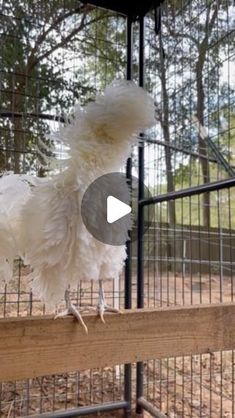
[97,279,120,323]
[55,289,88,334]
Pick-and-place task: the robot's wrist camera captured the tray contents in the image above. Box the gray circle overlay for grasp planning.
[81,172,153,246]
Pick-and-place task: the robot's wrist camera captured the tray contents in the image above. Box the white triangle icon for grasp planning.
[107,196,131,224]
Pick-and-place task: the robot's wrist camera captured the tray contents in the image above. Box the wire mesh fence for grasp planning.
[140,0,235,416]
[0,0,235,417]
[0,1,127,416]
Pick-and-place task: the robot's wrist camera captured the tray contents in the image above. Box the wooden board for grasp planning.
[0,303,235,382]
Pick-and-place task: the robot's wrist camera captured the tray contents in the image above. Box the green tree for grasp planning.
[0,0,109,174]
[146,0,234,227]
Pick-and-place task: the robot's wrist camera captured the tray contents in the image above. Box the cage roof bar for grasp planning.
[80,0,163,20]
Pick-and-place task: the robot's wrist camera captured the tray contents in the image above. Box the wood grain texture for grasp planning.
[0,303,235,382]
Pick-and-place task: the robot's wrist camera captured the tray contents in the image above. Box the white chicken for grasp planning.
[0,80,155,332]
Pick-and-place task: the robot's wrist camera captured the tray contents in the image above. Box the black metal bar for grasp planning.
[124,14,133,418]
[0,111,66,123]
[136,15,145,415]
[1,112,233,171]
[125,159,132,311]
[124,362,132,417]
[126,16,133,81]
[140,177,235,206]
[143,136,222,165]
[79,0,163,20]
[137,397,167,418]
[137,140,144,311]
[205,135,235,177]
[27,401,129,418]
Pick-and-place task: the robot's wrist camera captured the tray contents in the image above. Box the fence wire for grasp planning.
[0,1,127,417]
[141,0,235,416]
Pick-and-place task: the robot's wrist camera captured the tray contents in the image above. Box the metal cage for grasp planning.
[0,0,235,416]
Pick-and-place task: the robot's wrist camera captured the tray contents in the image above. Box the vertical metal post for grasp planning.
[136,15,145,414]
[124,14,133,418]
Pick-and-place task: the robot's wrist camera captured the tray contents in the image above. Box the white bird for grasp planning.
[0,80,155,332]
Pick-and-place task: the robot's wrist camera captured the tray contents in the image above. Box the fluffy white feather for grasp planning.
[0,80,155,306]
[0,174,38,280]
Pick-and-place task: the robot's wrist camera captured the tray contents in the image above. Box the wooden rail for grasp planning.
[0,303,235,382]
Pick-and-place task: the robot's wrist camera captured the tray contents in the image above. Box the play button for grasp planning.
[81,172,153,246]
[107,196,131,224]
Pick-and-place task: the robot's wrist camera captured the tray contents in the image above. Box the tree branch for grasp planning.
[27,12,111,72]
[165,22,199,47]
[30,5,84,57]
[200,0,222,57]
